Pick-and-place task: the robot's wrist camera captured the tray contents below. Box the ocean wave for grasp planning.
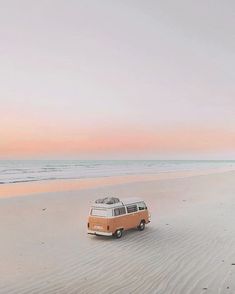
[0,160,235,185]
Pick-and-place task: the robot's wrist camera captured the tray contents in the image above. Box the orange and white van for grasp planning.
[87,197,150,238]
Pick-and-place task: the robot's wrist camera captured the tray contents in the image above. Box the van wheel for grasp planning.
[138,220,145,231]
[114,229,123,238]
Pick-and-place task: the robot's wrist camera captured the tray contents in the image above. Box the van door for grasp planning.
[137,202,149,223]
[113,207,126,231]
[125,204,138,229]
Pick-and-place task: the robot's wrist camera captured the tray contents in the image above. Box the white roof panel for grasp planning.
[121,198,143,205]
[91,202,123,209]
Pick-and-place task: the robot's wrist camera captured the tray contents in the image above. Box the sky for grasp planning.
[0,0,235,159]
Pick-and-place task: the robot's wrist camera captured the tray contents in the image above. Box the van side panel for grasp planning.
[111,209,149,232]
[125,210,149,229]
[112,215,130,231]
[123,214,137,230]
[137,210,149,224]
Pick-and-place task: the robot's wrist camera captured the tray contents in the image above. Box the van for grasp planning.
[87,197,151,238]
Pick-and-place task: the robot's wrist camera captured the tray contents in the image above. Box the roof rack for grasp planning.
[95,197,120,205]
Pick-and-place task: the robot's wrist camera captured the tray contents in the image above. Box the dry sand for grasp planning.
[0,171,235,293]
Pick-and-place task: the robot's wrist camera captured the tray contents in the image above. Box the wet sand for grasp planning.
[0,170,235,293]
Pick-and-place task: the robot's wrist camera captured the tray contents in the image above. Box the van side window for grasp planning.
[138,202,147,210]
[114,207,126,216]
[126,205,137,213]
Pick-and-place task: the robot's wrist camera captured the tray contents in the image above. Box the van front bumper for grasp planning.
[87,230,113,236]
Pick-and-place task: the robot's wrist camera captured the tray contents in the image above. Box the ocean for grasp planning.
[0,160,235,185]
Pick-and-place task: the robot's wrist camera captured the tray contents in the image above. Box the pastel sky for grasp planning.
[1,0,235,159]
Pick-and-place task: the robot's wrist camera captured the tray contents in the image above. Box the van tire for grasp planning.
[114,229,123,238]
[138,220,145,231]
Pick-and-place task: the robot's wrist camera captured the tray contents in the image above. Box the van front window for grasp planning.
[138,202,147,210]
[91,209,111,217]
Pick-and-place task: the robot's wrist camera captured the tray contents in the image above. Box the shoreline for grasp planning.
[1,166,234,198]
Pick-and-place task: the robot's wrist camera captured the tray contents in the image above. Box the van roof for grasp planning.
[122,197,143,205]
[91,197,144,208]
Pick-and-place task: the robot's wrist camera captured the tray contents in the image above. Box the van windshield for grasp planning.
[91,208,111,217]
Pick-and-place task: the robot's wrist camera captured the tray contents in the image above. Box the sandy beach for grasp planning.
[0,170,235,293]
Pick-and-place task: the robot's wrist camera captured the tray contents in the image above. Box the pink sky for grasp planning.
[1,1,235,159]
